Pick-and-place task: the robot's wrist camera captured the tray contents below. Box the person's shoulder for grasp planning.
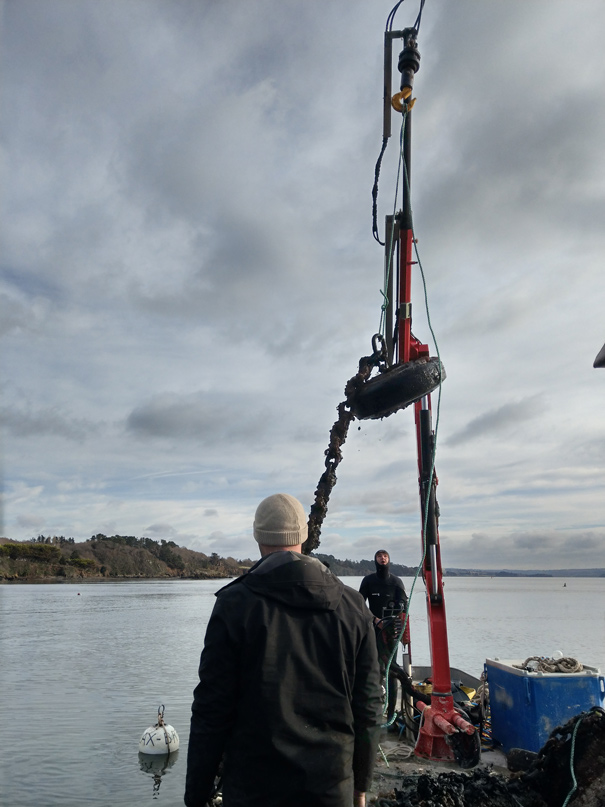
[215,576,255,606]
[341,584,372,615]
[388,573,407,594]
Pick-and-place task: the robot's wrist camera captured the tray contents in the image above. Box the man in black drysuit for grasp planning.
[185,493,383,807]
[359,549,427,721]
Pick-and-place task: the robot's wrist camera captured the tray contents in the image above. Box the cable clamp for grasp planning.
[399,303,412,320]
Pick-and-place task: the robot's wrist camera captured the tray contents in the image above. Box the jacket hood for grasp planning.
[374,550,390,580]
[236,551,344,611]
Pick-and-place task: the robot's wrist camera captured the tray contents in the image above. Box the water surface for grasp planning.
[2,576,604,806]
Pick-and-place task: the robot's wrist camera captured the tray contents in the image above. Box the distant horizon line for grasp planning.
[1,538,603,575]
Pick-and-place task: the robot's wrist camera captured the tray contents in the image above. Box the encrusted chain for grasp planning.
[303,338,388,554]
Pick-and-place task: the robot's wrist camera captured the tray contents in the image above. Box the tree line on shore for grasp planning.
[312,553,416,577]
[5,535,600,581]
[0,534,251,581]
[0,534,414,582]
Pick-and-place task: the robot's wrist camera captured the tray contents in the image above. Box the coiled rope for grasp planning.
[514,656,583,674]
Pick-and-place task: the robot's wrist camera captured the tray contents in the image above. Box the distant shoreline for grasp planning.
[3,537,604,582]
[0,575,230,584]
[3,569,605,584]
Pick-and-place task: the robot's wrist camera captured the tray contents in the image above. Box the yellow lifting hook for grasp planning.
[391,85,416,112]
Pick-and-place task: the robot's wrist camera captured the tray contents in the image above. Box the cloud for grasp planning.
[442,528,605,570]
[0,290,49,336]
[2,0,605,569]
[1,406,99,441]
[16,514,46,530]
[445,396,544,446]
[512,532,556,551]
[145,523,177,536]
[125,392,271,444]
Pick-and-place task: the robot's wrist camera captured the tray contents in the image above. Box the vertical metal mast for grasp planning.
[384,27,478,763]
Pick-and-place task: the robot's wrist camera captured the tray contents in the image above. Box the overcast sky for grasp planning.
[2,0,604,568]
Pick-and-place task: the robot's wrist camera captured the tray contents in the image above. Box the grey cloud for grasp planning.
[121,131,344,354]
[364,500,417,517]
[2,1,604,564]
[291,421,333,445]
[93,520,119,537]
[0,287,57,337]
[445,396,543,446]
[126,392,271,444]
[0,293,30,336]
[205,532,252,555]
[145,523,177,536]
[470,533,489,542]
[564,435,605,466]
[511,528,605,566]
[351,534,418,563]
[2,0,387,356]
[447,528,605,570]
[354,486,418,516]
[512,532,556,551]
[561,533,602,552]
[1,406,99,441]
[351,536,385,550]
[16,514,46,529]
[407,15,605,305]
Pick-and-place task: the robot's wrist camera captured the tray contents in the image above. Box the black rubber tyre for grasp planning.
[350,357,445,420]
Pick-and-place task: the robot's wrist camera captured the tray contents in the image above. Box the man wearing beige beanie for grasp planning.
[185,493,382,807]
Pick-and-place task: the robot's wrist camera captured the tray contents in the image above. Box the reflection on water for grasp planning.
[2,577,604,806]
[139,751,179,800]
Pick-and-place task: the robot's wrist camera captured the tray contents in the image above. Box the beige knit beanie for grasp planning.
[253,493,308,546]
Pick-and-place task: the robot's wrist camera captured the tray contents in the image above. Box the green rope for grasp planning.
[561,716,584,807]
[378,743,390,767]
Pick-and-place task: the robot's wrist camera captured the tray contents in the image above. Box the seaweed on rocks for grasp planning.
[520,707,605,807]
[373,708,605,807]
[374,768,545,807]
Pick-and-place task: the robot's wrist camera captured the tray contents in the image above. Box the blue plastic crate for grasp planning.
[486,657,605,753]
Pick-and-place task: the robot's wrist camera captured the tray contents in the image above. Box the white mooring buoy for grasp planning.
[139,704,180,755]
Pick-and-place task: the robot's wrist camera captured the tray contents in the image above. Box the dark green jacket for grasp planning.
[185,551,382,807]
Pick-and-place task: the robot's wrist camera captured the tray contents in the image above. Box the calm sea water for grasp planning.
[2,576,604,806]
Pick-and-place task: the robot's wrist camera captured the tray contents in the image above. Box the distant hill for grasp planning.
[314,557,605,579]
[2,536,604,582]
[0,535,251,582]
[444,568,605,578]
[311,553,416,577]
[319,559,605,578]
